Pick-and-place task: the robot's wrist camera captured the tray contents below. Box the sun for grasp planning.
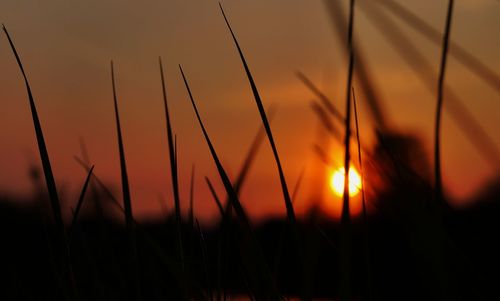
[330,167,362,197]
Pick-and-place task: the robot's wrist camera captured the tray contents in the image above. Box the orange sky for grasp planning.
[1,0,499,222]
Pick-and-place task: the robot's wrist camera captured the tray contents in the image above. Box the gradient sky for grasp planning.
[1,0,499,222]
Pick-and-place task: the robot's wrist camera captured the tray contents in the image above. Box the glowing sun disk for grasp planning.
[330,167,362,197]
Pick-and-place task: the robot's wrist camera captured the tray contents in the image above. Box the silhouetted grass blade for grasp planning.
[434,0,455,204]
[179,65,279,299]
[219,3,296,224]
[297,71,344,122]
[110,61,140,300]
[68,165,95,238]
[2,24,65,242]
[158,57,185,272]
[2,24,75,295]
[205,177,224,217]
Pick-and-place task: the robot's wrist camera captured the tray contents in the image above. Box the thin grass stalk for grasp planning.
[179,65,279,298]
[179,64,251,226]
[205,177,225,217]
[352,88,374,300]
[219,4,296,223]
[195,219,212,301]
[2,24,65,246]
[2,24,75,293]
[74,156,197,297]
[110,61,140,300]
[323,0,388,130]
[297,71,344,122]
[339,1,356,300]
[434,0,455,205]
[223,114,273,216]
[68,165,95,238]
[158,57,186,270]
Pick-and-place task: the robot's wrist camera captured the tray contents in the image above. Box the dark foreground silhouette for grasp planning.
[1,180,499,300]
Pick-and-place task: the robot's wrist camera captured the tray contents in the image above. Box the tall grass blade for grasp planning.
[2,25,75,293]
[352,88,374,300]
[179,65,279,298]
[2,24,65,244]
[219,4,296,223]
[110,61,140,300]
[223,112,274,216]
[339,0,356,299]
[158,58,186,271]
[323,0,389,130]
[434,0,455,204]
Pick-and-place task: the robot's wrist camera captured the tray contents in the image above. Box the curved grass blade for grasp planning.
[68,165,95,239]
[322,0,389,130]
[110,61,140,300]
[352,88,374,299]
[205,177,224,217]
[2,24,65,241]
[297,71,344,122]
[158,58,185,270]
[223,110,274,215]
[2,25,76,294]
[219,4,296,223]
[434,0,455,204]
[339,1,357,300]
[179,65,279,299]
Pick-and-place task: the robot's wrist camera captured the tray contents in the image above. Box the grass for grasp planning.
[434,0,455,205]
[158,57,185,271]
[179,64,280,298]
[2,24,75,295]
[110,61,141,300]
[219,3,296,224]
[3,1,498,299]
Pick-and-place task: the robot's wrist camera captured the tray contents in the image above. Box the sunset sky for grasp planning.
[1,0,499,222]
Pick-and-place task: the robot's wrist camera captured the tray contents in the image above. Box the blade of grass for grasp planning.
[322,0,389,131]
[223,111,274,216]
[2,24,75,294]
[352,88,374,300]
[74,156,196,297]
[339,0,356,300]
[158,58,186,271]
[434,0,455,205]
[110,61,140,300]
[179,65,279,298]
[297,71,344,122]
[2,24,65,244]
[68,165,95,238]
[205,177,224,217]
[219,3,296,223]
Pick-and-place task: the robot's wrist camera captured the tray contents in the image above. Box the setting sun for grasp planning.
[330,167,362,197]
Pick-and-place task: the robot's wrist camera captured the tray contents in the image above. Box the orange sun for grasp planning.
[330,167,362,197]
